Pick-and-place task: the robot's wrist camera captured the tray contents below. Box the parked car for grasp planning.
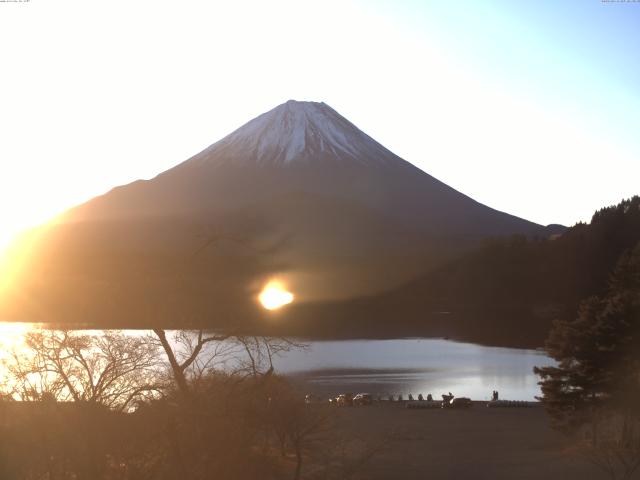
[336,393,354,406]
[353,393,373,406]
[442,397,473,409]
[305,394,321,405]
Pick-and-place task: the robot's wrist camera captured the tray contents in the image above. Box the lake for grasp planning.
[273,338,554,401]
[0,324,553,401]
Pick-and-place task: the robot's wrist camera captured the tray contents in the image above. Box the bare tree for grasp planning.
[264,381,392,480]
[234,335,307,377]
[150,329,307,395]
[150,329,233,397]
[2,329,165,411]
[573,413,640,480]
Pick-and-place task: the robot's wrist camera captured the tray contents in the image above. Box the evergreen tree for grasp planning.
[535,243,640,479]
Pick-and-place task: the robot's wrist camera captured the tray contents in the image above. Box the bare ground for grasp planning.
[324,402,606,480]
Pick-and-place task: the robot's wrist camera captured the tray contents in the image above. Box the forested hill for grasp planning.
[385,196,640,347]
[280,196,640,348]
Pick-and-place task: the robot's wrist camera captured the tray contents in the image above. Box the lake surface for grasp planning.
[273,338,554,401]
[0,324,553,401]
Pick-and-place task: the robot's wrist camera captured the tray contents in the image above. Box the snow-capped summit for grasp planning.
[190,100,397,167]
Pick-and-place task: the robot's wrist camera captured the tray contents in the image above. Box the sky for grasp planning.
[0,0,639,254]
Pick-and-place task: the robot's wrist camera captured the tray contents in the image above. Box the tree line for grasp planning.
[401,196,640,347]
[536,240,640,479]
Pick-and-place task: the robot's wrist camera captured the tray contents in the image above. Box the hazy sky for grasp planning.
[1,0,638,253]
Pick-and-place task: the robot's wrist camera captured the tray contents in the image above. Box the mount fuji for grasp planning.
[1,100,558,330]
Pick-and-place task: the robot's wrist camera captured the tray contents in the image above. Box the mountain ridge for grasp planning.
[68,100,545,238]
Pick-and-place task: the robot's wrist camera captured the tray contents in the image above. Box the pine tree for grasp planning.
[535,243,640,479]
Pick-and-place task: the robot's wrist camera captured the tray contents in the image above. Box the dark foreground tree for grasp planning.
[535,243,640,480]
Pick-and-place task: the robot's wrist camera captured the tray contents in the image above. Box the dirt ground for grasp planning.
[327,402,607,480]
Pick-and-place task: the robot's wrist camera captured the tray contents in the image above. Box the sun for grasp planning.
[259,281,294,310]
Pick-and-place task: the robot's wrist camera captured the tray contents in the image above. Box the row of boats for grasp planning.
[306,393,534,409]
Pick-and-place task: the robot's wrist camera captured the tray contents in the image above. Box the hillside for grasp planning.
[270,197,640,348]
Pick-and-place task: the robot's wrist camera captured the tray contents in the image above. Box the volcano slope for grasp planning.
[0,100,554,332]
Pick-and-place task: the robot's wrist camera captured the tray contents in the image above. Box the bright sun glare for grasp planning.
[259,281,294,310]
[0,229,17,262]
[0,322,36,359]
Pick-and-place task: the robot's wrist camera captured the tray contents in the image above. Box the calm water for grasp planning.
[273,338,554,401]
[0,324,553,401]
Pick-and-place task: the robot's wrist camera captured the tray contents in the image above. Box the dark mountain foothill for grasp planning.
[293,196,639,349]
